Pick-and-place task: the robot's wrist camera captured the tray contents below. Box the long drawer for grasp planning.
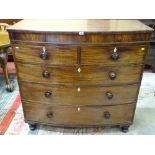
[16,63,143,85]
[23,102,134,126]
[20,82,139,106]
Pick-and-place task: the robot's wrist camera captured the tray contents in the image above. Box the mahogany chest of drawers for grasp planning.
[7,20,153,132]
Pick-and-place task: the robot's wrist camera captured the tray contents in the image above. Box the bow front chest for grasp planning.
[7,20,153,132]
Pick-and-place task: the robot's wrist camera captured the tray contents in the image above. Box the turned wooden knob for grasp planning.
[111,47,119,61]
[40,47,48,60]
[109,71,116,80]
[42,71,50,78]
[40,51,48,60]
[44,91,52,98]
[47,112,53,118]
[104,111,111,119]
[106,92,113,99]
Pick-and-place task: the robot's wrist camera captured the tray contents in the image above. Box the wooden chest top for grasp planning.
[7,19,153,33]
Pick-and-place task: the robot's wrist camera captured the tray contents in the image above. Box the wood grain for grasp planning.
[23,102,134,126]
[16,63,143,85]
[13,44,77,65]
[12,44,148,65]
[9,32,152,44]
[20,82,139,106]
[81,45,148,65]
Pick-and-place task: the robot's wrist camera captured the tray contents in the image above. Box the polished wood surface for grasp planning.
[13,45,77,65]
[16,63,142,85]
[12,44,147,65]
[20,82,139,106]
[23,102,134,126]
[9,32,151,44]
[81,45,147,65]
[7,19,153,32]
[8,20,152,130]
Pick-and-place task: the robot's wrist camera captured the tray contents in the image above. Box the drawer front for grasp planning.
[17,63,142,85]
[10,32,151,44]
[13,45,77,65]
[81,45,147,65]
[20,82,139,106]
[23,102,134,126]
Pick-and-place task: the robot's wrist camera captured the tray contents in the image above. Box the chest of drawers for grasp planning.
[7,20,153,132]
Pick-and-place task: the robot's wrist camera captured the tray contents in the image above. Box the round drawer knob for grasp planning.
[47,112,53,118]
[40,51,48,60]
[106,92,113,99]
[111,47,119,61]
[40,47,48,60]
[109,71,116,80]
[44,91,52,98]
[104,111,111,119]
[42,71,50,78]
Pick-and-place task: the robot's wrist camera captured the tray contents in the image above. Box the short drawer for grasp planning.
[17,63,142,85]
[20,82,139,106]
[13,45,77,65]
[81,45,148,65]
[23,102,134,126]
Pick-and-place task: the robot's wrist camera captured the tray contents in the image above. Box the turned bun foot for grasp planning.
[28,123,37,131]
[120,125,129,133]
